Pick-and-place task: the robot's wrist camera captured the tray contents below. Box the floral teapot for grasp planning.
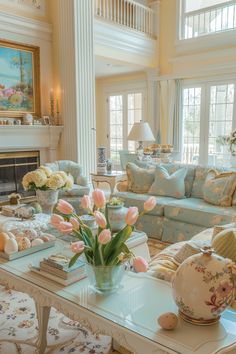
[172,247,235,325]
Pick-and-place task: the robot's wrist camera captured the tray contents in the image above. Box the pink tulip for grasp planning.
[98,229,112,245]
[94,211,107,228]
[92,188,106,209]
[125,207,139,226]
[133,256,148,273]
[70,241,85,253]
[56,199,74,215]
[57,221,73,234]
[70,217,80,230]
[144,197,156,212]
[50,214,64,227]
[81,195,91,210]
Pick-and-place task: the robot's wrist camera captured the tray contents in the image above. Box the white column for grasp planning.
[57,0,96,178]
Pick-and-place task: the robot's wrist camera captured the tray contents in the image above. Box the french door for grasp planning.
[107,91,145,169]
[181,80,236,166]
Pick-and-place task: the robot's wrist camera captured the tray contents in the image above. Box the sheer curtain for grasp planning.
[157,79,182,152]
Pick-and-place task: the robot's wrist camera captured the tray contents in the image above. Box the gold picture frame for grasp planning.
[0,39,40,118]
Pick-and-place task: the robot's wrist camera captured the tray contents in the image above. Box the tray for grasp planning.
[0,240,55,260]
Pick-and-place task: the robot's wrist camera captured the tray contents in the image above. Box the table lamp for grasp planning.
[127,121,155,160]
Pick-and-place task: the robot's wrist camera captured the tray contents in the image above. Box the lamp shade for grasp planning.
[127,121,155,142]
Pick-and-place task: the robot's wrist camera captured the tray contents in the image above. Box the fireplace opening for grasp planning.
[0,151,40,200]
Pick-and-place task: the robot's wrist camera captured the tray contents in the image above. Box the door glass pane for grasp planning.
[182,87,201,164]
[109,95,123,170]
[128,93,142,152]
[208,84,235,166]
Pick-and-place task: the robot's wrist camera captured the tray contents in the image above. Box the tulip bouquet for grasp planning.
[50,189,156,272]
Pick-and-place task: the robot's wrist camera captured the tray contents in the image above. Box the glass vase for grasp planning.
[85,263,125,294]
[36,189,59,214]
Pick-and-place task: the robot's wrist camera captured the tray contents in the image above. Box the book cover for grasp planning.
[40,261,85,279]
[30,266,86,286]
[42,254,84,271]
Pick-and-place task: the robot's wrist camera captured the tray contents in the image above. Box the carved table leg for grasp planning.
[35,302,51,354]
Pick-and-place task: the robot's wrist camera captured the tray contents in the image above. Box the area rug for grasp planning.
[0,239,166,354]
[0,284,114,354]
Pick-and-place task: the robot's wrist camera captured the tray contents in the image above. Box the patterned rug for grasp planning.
[0,239,165,354]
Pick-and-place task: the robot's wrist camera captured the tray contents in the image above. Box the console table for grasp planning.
[0,239,236,354]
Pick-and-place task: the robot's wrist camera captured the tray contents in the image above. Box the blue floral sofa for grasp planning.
[115,162,236,243]
[44,160,90,213]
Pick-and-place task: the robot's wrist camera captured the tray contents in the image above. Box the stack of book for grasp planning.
[1,204,26,217]
[31,254,86,286]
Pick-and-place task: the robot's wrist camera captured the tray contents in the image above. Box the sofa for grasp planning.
[44,160,90,213]
[115,162,236,243]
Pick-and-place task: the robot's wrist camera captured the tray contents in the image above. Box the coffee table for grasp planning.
[1,239,236,354]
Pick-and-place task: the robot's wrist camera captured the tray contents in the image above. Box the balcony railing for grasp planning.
[182,0,236,39]
[94,0,156,38]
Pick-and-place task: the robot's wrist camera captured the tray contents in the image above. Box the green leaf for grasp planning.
[103,225,133,262]
[105,203,111,230]
[69,253,82,267]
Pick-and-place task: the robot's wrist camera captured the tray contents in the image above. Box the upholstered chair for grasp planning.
[44,160,90,213]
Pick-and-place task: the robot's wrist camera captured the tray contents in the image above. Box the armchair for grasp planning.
[44,160,90,213]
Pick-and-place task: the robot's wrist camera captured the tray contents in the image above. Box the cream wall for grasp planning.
[0,0,50,21]
[159,0,236,77]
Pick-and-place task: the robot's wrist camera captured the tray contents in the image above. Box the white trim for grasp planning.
[94,18,157,58]
[176,29,236,53]
[0,10,52,41]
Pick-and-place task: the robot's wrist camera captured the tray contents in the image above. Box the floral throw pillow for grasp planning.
[148,165,187,198]
[126,162,155,193]
[203,169,236,207]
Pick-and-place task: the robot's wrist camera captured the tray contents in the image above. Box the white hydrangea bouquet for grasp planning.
[22,166,74,191]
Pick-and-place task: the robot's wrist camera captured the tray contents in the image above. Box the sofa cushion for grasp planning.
[126,163,155,193]
[115,191,176,216]
[161,163,196,197]
[191,166,209,198]
[203,170,236,206]
[148,165,187,198]
[164,197,236,227]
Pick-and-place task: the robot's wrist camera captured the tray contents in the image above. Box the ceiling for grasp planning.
[95,57,144,78]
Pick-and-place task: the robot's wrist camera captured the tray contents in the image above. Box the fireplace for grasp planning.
[0,151,40,200]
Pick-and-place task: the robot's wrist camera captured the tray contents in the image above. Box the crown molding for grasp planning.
[0,11,52,42]
[94,18,157,61]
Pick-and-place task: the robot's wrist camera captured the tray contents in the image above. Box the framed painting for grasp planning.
[0,39,40,118]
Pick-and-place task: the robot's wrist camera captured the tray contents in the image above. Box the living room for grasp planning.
[0,0,236,353]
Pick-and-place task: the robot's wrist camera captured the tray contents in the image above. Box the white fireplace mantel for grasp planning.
[0,125,63,164]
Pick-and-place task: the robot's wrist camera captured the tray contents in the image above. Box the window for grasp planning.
[181,81,236,166]
[108,91,144,169]
[180,0,236,39]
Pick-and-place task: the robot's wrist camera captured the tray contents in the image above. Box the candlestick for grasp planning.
[50,89,54,119]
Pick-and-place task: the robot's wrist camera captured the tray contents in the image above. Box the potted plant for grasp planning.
[50,189,156,293]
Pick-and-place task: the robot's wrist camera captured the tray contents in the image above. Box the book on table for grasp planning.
[30,253,86,286]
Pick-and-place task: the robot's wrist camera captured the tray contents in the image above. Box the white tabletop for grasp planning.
[0,239,236,354]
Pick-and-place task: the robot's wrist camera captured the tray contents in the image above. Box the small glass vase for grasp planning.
[36,189,59,214]
[85,263,125,294]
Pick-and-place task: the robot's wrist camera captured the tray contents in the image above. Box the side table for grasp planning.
[90,171,127,194]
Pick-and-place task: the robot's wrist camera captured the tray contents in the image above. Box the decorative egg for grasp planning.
[41,233,56,241]
[31,238,44,247]
[4,238,18,254]
[172,247,235,325]
[158,312,178,330]
[41,235,49,242]
[17,237,31,251]
[0,232,10,251]
[23,229,38,240]
[7,232,16,239]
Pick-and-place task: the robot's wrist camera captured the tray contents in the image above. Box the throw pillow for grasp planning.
[212,223,236,239]
[203,169,236,207]
[126,162,155,193]
[148,165,187,198]
[212,228,236,262]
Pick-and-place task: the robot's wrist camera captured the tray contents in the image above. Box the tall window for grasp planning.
[108,91,144,169]
[181,81,236,165]
[180,0,236,39]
